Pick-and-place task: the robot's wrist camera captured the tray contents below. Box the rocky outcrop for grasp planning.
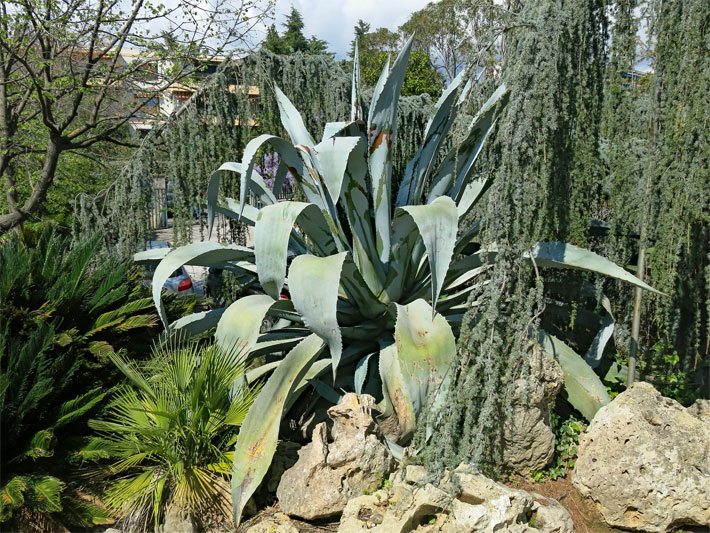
[159,506,196,533]
[502,344,565,473]
[244,512,299,533]
[572,382,710,532]
[339,465,573,533]
[276,394,396,520]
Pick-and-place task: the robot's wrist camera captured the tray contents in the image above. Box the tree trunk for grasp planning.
[0,135,62,233]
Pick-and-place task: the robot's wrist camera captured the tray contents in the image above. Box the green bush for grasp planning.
[0,224,157,530]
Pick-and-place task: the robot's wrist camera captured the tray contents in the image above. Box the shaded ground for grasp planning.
[503,474,617,533]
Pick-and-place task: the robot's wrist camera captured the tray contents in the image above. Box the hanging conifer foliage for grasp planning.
[415,0,609,472]
[74,51,432,251]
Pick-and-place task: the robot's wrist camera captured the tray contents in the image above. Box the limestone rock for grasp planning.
[572,382,710,532]
[338,465,573,533]
[502,344,564,473]
[159,506,196,533]
[245,512,299,533]
[276,394,396,520]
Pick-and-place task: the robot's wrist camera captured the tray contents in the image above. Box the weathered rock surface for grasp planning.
[338,465,573,533]
[244,512,299,533]
[503,344,565,473]
[276,393,396,520]
[159,506,197,533]
[572,382,710,532]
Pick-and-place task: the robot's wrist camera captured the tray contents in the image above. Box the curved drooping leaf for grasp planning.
[239,134,310,215]
[170,308,225,337]
[289,252,348,381]
[215,294,282,354]
[399,197,457,313]
[396,66,469,207]
[529,242,663,294]
[151,243,254,327]
[535,329,610,421]
[231,334,324,526]
[255,201,337,300]
[386,197,458,308]
[133,247,170,264]
[379,299,456,443]
[315,136,361,207]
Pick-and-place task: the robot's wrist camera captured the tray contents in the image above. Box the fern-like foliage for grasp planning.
[0,224,159,529]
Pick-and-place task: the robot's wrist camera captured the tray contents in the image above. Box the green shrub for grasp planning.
[0,224,157,530]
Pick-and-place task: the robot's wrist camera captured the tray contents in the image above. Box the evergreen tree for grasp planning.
[282,6,308,53]
[307,35,330,55]
[349,19,371,58]
[417,0,609,472]
[263,23,286,54]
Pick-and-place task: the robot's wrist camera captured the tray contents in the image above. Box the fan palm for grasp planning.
[89,339,260,531]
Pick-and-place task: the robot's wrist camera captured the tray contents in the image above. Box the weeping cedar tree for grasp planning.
[73,51,433,250]
[414,0,609,472]
[638,0,709,389]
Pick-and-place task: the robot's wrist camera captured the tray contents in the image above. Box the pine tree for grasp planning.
[349,19,371,58]
[282,6,308,53]
[263,23,286,54]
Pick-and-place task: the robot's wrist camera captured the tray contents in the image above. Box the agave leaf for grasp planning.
[274,85,316,150]
[315,136,361,207]
[354,353,376,394]
[133,248,169,264]
[289,252,348,381]
[396,66,468,207]
[351,40,362,121]
[255,202,334,299]
[456,177,492,219]
[380,299,456,443]
[529,242,663,294]
[339,134,385,295]
[308,378,343,404]
[215,294,291,354]
[151,243,254,327]
[239,134,311,217]
[212,199,261,232]
[340,257,388,319]
[368,35,414,263]
[170,308,225,337]
[322,122,349,141]
[428,84,507,203]
[386,197,458,310]
[535,329,610,421]
[231,334,324,526]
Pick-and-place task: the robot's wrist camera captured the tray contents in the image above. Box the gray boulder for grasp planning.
[276,393,396,520]
[502,344,564,473]
[572,382,710,532]
[338,465,573,533]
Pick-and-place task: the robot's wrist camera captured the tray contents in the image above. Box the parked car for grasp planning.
[139,241,194,295]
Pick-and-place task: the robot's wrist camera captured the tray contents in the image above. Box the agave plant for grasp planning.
[137,38,659,524]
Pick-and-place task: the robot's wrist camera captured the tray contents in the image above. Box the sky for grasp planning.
[267,0,432,59]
